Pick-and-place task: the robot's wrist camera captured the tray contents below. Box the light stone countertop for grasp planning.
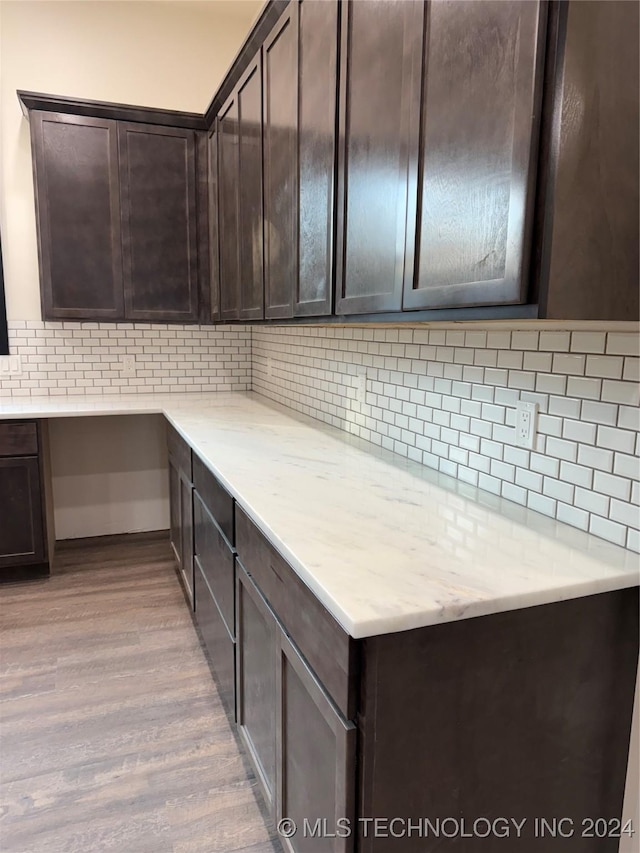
[1,391,638,638]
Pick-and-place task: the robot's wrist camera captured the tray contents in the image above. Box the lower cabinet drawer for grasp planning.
[194,557,235,722]
[0,422,38,457]
[194,491,235,637]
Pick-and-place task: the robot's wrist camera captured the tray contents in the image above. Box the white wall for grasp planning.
[0,0,260,539]
[49,414,169,539]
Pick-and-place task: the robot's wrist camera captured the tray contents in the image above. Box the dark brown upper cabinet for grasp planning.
[296,0,339,318]
[208,127,221,322]
[237,57,265,321]
[263,0,339,320]
[335,0,424,316]
[29,106,204,324]
[263,3,298,320]
[218,96,241,321]
[30,111,124,320]
[404,0,546,312]
[118,123,199,322]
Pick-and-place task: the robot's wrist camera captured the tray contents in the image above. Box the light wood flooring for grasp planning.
[0,537,280,853]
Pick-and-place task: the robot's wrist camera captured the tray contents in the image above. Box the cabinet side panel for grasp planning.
[359,590,639,853]
[542,0,639,320]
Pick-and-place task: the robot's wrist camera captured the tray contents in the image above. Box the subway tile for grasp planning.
[589,515,627,547]
[539,331,570,352]
[610,499,640,530]
[469,453,492,474]
[458,466,479,486]
[481,403,506,424]
[585,355,623,379]
[543,476,574,504]
[479,473,502,495]
[537,413,563,437]
[606,332,639,356]
[547,395,581,419]
[490,459,515,482]
[601,379,640,406]
[503,445,530,468]
[556,502,589,531]
[465,331,487,348]
[559,460,593,489]
[581,399,619,426]
[596,425,636,454]
[502,482,527,505]
[623,357,640,382]
[474,349,498,368]
[527,491,557,518]
[507,371,535,391]
[524,351,553,373]
[571,331,606,354]
[593,470,631,501]
[562,419,596,445]
[511,331,539,351]
[574,487,609,516]
[627,528,640,553]
[515,467,542,492]
[484,368,509,386]
[546,436,578,463]
[566,376,602,400]
[553,352,586,376]
[487,331,511,350]
[535,373,567,396]
[497,350,523,370]
[613,451,640,481]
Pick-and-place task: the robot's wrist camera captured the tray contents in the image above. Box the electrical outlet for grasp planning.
[121,355,136,377]
[354,372,367,404]
[515,401,538,449]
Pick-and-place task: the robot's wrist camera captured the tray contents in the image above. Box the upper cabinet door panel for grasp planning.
[218,96,241,321]
[295,0,339,318]
[405,0,546,311]
[208,127,221,322]
[263,4,298,320]
[237,58,265,321]
[31,112,124,320]
[336,0,424,316]
[119,123,199,322]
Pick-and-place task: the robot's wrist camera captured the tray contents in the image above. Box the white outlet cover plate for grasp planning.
[515,401,538,449]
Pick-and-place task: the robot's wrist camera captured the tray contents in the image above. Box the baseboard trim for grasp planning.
[55,530,170,550]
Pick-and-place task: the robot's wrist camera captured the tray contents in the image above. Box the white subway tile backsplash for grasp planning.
[589,515,627,547]
[252,325,639,553]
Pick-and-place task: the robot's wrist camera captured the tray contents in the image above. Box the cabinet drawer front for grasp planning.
[236,506,357,720]
[194,492,235,637]
[194,559,235,722]
[0,422,38,457]
[166,423,192,481]
[193,453,234,545]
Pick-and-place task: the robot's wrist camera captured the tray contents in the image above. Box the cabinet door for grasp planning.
[30,111,124,320]
[180,472,194,609]
[276,630,356,853]
[237,57,265,321]
[263,3,298,320]
[208,126,221,322]
[295,0,339,318]
[335,0,423,315]
[236,562,277,816]
[168,455,182,569]
[0,457,46,570]
[405,0,545,311]
[218,95,241,321]
[118,122,199,322]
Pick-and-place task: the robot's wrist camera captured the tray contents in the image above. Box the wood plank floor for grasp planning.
[0,537,281,853]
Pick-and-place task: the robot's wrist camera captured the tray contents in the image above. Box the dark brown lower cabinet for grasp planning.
[194,556,236,720]
[236,563,278,816]
[0,421,49,580]
[167,425,193,609]
[276,630,356,853]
